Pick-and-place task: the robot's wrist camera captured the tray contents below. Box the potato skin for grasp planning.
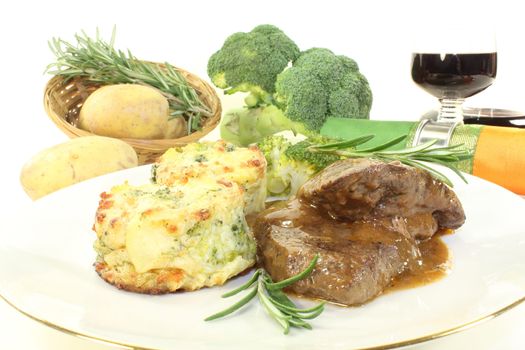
[78,84,178,139]
[20,136,138,200]
[165,116,188,139]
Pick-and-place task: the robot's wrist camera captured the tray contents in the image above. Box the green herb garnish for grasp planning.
[309,135,472,187]
[46,27,212,134]
[205,254,325,334]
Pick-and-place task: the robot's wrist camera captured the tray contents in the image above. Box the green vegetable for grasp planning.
[258,135,341,197]
[207,24,300,105]
[205,254,325,334]
[275,48,372,130]
[46,27,211,134]
[209,25,373,145]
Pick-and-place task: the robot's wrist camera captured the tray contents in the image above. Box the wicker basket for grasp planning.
[43,67,222,165]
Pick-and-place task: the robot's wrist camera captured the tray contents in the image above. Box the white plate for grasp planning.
[1,166,525,350]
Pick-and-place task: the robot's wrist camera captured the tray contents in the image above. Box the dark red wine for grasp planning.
[411,53,497,99]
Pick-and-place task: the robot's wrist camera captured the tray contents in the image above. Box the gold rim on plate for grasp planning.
[1,291,524,350]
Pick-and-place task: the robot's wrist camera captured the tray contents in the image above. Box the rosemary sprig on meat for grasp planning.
[205,254,324,334]
[308,135,472,187]
[45,27,212,134]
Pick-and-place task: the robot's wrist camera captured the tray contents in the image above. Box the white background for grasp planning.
[0,0,524,349]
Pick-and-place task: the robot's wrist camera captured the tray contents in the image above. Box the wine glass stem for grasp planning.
[437,98,464,123]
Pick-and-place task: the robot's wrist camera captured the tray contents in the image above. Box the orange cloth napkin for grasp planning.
[473,126,525,194]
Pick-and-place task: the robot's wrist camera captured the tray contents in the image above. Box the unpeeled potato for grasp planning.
[166,116,188,139]
[78,84,186,139]
[20,136,138,200]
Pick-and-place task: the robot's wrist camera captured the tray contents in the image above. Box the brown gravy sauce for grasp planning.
[385,231,450,293]
[251,200,453,302]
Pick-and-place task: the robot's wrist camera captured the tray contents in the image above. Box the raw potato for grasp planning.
[78,84,186,139]
[166,116,188,139]
[20,136,138,200]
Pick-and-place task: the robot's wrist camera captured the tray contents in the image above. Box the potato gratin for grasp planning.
[92,141,266,294]
[152,140,267,214]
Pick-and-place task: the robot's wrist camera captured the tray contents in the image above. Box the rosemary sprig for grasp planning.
[205,254,325,334]
[45,27,212,134]
[309,135,472,187]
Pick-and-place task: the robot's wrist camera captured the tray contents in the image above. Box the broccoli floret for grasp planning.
[207,25,300,104]
[258,135,310,196]
[284,138,341,171]
[329,72,373,119]
[293,48,348,87]
[212,27,373,146]
[257,134,341,197]
[274,48,373,129]
[274,67,328,130]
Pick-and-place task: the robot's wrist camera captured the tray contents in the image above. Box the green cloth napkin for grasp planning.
[320,118,483,173]
[320,118,416,150]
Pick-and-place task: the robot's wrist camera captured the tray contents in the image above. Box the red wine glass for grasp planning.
[411,32,497,123]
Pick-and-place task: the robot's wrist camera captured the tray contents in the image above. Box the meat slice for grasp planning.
[253,158,466,306]
[298,159,465,229]
[254,200,422,305]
